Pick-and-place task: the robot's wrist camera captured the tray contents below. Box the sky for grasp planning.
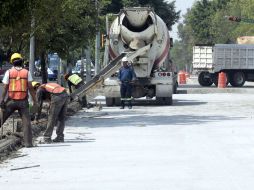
[167,0,196,39]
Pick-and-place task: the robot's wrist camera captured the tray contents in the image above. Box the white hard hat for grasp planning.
[122,57,128,62]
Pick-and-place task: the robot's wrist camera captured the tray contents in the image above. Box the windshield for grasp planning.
[48,54,60,70]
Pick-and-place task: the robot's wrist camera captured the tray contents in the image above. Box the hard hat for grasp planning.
[32,81,40,88]
[10,53,23,64]
[122,57,128,62]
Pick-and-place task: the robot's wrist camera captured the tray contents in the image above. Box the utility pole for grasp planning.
[80,48,85,81]
[95,0,100,75]
[29,17,35,78]
[85,48,92,82]
[103,14,110,67]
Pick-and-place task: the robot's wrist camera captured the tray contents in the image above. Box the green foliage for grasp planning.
[171,0,254,71]
[0,0,31,26]
[0,0,180,64]
[102,0,180,30]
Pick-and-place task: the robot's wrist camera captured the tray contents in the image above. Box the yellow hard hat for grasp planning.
[10,53,23,64]
[32,81,40,88]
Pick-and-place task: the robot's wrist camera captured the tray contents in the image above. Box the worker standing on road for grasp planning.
[118,57,136,109]
[64,73,87,107]
[0,53,37,147]
[32,82,69,143]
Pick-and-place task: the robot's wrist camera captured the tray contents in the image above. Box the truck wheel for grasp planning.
[198,72,213,86]
[173,82,178,94]
[156,97,173,105]
[106,97,114,106]
[165,97,173,105]
[229,72,245,87]
[213,74,218,86]
[114,97,121,106]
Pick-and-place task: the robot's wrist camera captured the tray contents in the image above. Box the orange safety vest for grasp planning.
[8,68,28,100]
[41,83,65,94]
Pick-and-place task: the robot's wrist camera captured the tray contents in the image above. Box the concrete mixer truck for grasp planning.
[70,7,177,106]
[103,7,177,106]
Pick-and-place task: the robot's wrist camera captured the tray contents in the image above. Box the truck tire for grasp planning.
[198,72,213,86]
[229,71,245,87]
[114,97,121,106]
[213,73,218,86]
[173,82,178,94]
[156,97,173,105]
[165,97,173,105]
[106,97,114,106]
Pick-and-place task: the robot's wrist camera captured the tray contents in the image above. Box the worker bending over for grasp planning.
[32,82,69,143]
[64,73,87,107]
[0,53,37,147]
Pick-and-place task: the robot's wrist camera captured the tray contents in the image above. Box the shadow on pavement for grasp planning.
[67,111,244,129]
[174,99,207,106]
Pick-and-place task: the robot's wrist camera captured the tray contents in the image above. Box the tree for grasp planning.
[102,0,180,30]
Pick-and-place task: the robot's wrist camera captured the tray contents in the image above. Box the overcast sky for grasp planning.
[167,0,196,39]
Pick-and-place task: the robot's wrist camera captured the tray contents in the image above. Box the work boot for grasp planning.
[39,137,52,144]
[127,101,132,109]
[53,136,64,143]
[120,100,125,109]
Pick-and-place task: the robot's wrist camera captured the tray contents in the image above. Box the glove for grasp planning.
[0,101,5,109]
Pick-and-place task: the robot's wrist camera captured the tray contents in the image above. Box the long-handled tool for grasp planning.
[0,108,4,138]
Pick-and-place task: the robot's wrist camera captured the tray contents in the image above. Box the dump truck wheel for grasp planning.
[213,74,218,86]
[229,72,245,87]
[198,72,213,86]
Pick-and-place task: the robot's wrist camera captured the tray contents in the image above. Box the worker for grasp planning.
[64,73,87,107]
[0,53,37,147]
[118,57,136,109]
[32,82,69,143]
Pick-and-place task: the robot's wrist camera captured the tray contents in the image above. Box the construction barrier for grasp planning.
[218,72,227,88]
[178,71,186,84]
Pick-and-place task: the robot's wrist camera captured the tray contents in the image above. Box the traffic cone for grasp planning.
[178,71,186,84]
[218,72,227,88]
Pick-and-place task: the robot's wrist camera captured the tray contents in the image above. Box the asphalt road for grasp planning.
[1,82,254,189]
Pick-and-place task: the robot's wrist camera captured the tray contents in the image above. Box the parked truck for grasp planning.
[193,44,254,87]
[103,7,177,106]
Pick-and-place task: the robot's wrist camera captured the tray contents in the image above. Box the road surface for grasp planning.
[1,92,254,190]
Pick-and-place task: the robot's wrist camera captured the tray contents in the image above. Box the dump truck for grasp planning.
[103,7,177,106]
[193,44,254,87]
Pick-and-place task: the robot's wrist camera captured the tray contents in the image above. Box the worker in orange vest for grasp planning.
[32,82,69,143]
[0,53,37,147]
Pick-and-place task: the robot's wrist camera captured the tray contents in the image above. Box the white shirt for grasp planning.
[2,66,33,84]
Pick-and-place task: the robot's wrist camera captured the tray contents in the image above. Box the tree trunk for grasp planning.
[40,51,47,84]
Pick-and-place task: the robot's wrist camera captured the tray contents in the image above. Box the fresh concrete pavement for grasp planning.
[1,82,254,189]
